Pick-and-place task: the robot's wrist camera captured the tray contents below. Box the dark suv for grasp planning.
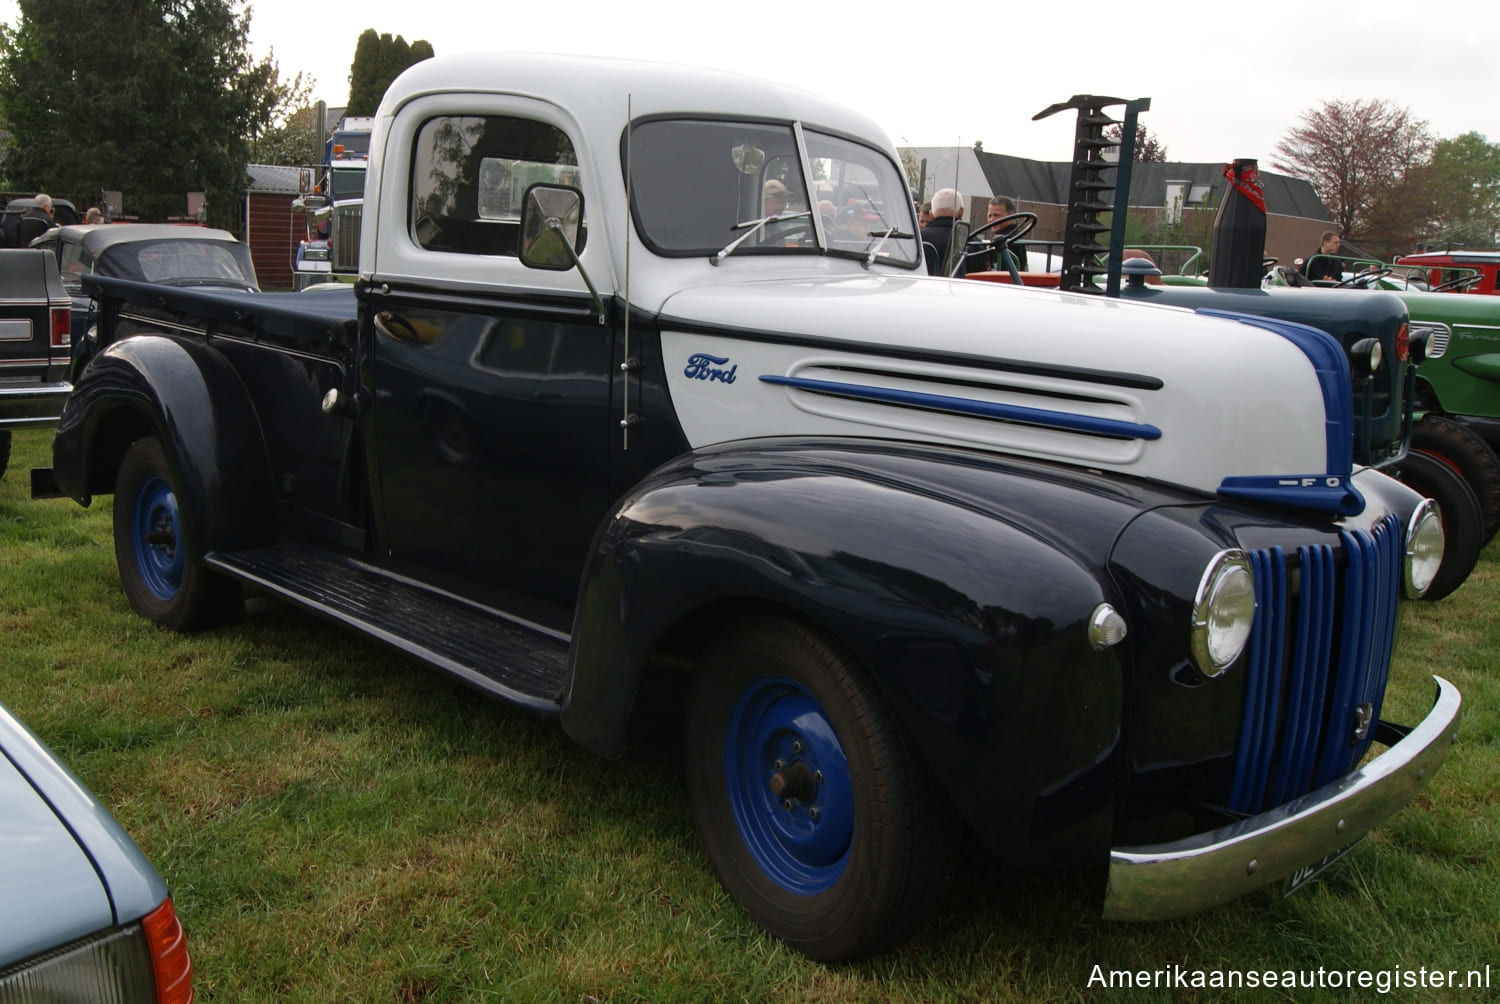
[0,248,72,479]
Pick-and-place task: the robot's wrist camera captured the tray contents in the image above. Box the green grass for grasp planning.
[3,427,1498,1002]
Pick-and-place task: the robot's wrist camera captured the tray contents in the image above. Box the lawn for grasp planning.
[2,427,1496,1002]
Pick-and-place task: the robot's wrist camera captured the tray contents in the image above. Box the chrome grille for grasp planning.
[1411,320,1450,360]
[1227,513,1402,814]
[330,204,363,271]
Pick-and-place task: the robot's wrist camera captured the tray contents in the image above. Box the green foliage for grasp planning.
[1425,131,1500,248]
[250,103,320,168]
[0,0,303,229]
[345,29,434,117]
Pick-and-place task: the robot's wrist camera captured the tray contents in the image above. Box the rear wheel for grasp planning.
[1395,450,1483,601]
[0,430,10,479]
[112,436,241,631]
[684,616,958,961]
[1411,414,1500,544]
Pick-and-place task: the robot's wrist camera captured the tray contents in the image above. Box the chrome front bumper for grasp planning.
[1103,676,1461,921]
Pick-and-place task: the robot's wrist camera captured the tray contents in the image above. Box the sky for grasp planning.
[3,1,1495,167]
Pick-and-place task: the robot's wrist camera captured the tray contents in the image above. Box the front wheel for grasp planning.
[112,436,241,631]
[0,429,10,480]
[684,617,958,961]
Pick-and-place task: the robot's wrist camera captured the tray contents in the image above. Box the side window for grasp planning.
[58,242,90,295]
[410,115,582,256]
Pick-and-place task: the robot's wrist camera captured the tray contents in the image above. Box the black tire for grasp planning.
[112,436,241,631]
[1394,450,1483,602]
[1411,414,1500,544]
[0,429,10,480]
[684,616,959,961]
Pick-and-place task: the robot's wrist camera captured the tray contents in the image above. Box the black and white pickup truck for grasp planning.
[35,53,1460,960]
[0,248,70,480]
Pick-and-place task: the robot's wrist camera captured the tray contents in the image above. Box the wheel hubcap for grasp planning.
[132,474,184,601]
[722,676,854,894]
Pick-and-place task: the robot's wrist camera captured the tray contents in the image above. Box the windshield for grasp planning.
[628,118,919,267]
[98,239,257,287]
[329,166,366,200]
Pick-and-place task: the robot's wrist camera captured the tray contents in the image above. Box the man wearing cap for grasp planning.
[763,179,791,217]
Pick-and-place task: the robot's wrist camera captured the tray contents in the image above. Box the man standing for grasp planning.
[15,193,59,246]
[1303,230,1345,283]
[921,188,966,274]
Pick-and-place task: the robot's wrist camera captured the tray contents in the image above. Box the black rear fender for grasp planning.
[51,332,273,552]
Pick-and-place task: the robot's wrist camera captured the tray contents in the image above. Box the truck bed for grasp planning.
[84,275,358,346]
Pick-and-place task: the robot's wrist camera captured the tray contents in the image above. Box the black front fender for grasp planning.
[563,440,1161,862]
[51,333,273,552]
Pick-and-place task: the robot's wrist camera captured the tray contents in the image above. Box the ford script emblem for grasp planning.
[684,353,738,384]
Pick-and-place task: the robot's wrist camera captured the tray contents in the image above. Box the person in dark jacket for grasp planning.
[15,194,59,246]
[921,188,967,274]
[1303,230,1346,282]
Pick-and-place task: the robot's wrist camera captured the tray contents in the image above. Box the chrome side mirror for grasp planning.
[520,184,584,271]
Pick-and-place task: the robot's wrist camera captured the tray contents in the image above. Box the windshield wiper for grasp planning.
[863,225,913,268]
[711,211,812,265]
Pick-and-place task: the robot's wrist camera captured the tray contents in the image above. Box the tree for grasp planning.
[1425,131,1500,248]
[250,100,323,169]
[1104,123,1167,162]
[1272,98,1433,250]
[346,30,434,116]
[0,0,302,229]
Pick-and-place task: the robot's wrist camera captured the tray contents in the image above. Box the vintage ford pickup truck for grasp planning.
[0,248,70,480]
[35,54,1460,961]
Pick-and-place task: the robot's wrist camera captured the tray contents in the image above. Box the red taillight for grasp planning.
[141,898,194,1004]
[1395,322,1409,362]
[50,305,70,349]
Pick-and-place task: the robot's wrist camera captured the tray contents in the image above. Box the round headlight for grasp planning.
[1404,498,1445,598]
[1191,550,1257,676]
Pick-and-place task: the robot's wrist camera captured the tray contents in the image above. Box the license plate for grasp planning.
[1283,838,1364,897]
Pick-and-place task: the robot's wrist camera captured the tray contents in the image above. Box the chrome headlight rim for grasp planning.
[1190,549,1257,677]
[1404,498,1445,599]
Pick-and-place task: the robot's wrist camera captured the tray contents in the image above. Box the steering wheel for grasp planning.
[951,212,1037,277]
[762,219,816,248]
[1432,273,1482,293]
[1334,266,1392,288]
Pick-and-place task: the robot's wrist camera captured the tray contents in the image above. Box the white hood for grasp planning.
[660,274,1357,507]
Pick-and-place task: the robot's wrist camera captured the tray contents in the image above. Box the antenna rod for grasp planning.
[621,94,634,450]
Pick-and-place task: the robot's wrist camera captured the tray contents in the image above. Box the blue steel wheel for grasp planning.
[130,471,185,602]
[721,676,856,895]
[685,616,958,961]
[112,437,241,631]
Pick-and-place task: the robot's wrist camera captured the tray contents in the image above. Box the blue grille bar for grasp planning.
[1227,514,1403,815]
[1269,543,1335,804]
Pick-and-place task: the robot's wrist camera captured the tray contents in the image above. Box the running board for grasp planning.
[204,545,570,716]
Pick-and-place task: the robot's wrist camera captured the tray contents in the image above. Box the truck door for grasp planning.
[366,111,614,632]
